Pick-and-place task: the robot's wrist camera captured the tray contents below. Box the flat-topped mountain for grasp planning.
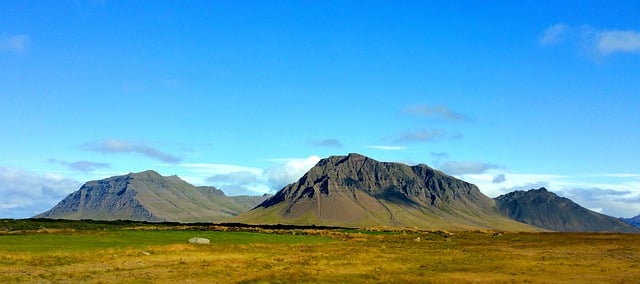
[36,170,268,222]
[495,188,639,233]
[232,153,536,231]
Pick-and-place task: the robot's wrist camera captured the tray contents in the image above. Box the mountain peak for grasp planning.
[126,170,164,179]
[235,153,534,230]
[131,169,161,175]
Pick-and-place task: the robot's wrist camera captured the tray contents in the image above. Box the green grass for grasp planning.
[0,229,332,254]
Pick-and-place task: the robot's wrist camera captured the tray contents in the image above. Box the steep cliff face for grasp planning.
[234,153,536,231]
[36,170,268,222]
[495,188,640,233]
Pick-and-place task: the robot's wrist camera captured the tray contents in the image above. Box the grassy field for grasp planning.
[1,220,639,283]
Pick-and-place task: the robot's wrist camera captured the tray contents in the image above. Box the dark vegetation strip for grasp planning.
[0,218,353,233]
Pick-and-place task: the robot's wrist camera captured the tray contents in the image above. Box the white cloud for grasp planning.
[364,145,408,151]
[0,167,81,218]
[595,30,640,55]
[264,156,321,190]
[438,161,499,175]
[0,34,29,52]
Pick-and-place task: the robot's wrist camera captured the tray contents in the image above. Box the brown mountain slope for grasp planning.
[232,153,537,231]
[495,188,640,233]
[36,170,268,222]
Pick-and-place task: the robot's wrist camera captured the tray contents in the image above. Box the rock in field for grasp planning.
[188,237,210,245]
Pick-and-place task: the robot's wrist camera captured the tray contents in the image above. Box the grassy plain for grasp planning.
[1,220,639,283]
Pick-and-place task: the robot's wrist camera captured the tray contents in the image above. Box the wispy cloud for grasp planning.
[595,30,640,55]
[540,24,640,57]
[540,24,569,45]
[82,139,181,163]
[396,129,447,143]
[48,158,110,173]
[0,34,30,53]
[0,167,81,218]
[401,104,469,122]
[364,145,408,151]
[308,139,343,148]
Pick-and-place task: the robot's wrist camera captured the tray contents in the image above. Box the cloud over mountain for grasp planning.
[396,129,447,143]
[264,156,321,190]
[82,139,181,163]
[48,159,110,173]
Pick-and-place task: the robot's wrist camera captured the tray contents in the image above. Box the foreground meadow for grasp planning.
[1,220,639,283]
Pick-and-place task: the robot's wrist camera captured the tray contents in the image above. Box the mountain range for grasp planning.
[37,154,640,232]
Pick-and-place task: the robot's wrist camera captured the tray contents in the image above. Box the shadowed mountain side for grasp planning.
[622,214,640,227]
[495,188,640,233]
[231,153,538,231]
[36,170,268,222]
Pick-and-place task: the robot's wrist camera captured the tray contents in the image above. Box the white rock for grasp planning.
[188,237,210,245]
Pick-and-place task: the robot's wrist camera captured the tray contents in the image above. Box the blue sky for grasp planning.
[2,1,640,218]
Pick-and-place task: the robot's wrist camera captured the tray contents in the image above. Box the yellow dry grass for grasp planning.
[1,229,639,283]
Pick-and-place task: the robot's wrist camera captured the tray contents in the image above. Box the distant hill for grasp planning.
[231,153,536,231]
[622,214,640,227]
[495,188,639,233]
[36,170,268,222]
